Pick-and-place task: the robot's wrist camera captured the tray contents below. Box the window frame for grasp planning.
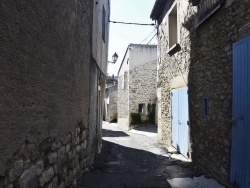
[123,71,127,90]
[167,3,180,56]
[203,96,209,118]
[168,4,178,49]
[138,103,145,114]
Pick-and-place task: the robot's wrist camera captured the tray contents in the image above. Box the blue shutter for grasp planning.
[171,87,189,158]
[178,87,189,158]
[231,36,250,187]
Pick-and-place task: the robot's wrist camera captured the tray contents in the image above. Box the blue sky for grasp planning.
[107,0,157,76]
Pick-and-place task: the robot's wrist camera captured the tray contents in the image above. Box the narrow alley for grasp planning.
[77,123,224,188]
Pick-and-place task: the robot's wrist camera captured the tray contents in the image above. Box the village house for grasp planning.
[0,0,110,187]
[151,0,250,187]
[104,75,118,122]
[117,44,157,131]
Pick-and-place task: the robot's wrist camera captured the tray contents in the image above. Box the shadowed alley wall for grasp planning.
[0,0,108,187]
[188,0,250,185]
[152,0,250,186]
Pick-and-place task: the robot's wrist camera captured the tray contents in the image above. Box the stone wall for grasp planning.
[0,0,105,187]
[3,124,88,188]
[188,0,250,185]
[157,0,194,147]
[88,61,106,162]
[156,0,250,186]
[98,73,106,153]
[129,61,158,117]
[117,73,130,130]
[107,85,118,122]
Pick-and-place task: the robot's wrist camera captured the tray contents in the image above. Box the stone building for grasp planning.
[151,0,250,186]
[106,75,118,88]
[104,75,118,122]
[0,0,110,187]
[117,44,157,131]
[105,85,118,123]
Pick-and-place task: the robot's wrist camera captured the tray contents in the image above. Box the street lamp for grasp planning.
[112,52,118,63]
[108,52,118,64]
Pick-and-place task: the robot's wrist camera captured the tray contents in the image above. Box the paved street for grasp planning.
[77,122,224,188]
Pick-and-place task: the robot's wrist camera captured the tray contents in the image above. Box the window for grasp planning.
[139,104,145,114]
[121,75,124,89]
[168,4,177,49]
[203,97,209,118]
[102,7,106,41]
[124,71,128,90]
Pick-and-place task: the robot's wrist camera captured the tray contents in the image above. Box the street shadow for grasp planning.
[132,125,158,134]
[102,129,130,137]
[77,140,204,188]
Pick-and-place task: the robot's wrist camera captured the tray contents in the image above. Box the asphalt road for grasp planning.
[76,122,222,188]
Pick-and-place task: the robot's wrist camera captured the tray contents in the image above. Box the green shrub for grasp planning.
[147,104,156,124]
[130,113,141,124]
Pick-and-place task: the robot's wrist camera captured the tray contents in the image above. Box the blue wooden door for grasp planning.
[171,87,189,158]
[178,87,189,157]
[231,36,250,187]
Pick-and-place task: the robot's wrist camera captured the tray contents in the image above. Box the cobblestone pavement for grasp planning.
[77,122,224,188]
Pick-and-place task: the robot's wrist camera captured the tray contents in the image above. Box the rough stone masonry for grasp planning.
[154,0,250,186]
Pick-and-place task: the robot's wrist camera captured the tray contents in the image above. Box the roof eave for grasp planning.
[150,0,168,21]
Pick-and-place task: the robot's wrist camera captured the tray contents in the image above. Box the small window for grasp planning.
[139,104,145,114]
[168,4,177,49]
[121,75,124,89]
[102,7,106,41]
[124,71,128,90]
[203,97,209,118]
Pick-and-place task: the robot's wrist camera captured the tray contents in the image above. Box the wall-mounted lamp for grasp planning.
[108,52,118,64]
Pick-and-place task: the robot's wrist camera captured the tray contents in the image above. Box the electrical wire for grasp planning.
[109,20,156,26]
[139,28,157,44]
[128,32,157,51]
[146,33,157,44]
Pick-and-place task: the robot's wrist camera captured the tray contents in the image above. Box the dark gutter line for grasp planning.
[117,46,130,76]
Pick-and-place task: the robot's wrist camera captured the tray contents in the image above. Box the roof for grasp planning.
[150,0,168,21]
